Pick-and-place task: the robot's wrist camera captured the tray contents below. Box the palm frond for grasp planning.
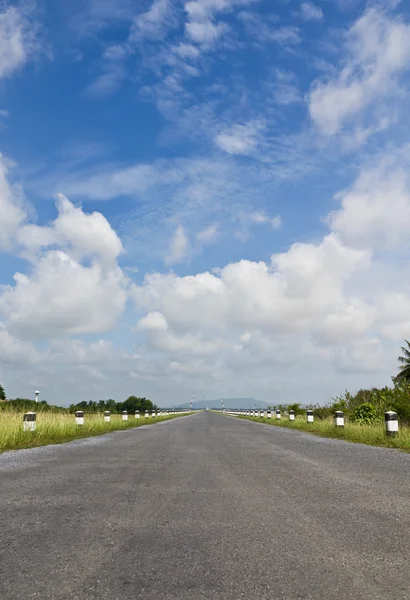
[400,346,410,358]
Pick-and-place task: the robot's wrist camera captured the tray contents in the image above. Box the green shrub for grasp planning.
[313,406,332,420]
[351,403,378,425]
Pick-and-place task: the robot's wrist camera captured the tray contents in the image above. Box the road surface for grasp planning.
[0,411,409,599]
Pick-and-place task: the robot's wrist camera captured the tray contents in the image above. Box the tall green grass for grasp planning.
[0,412,188,454]
[236,415,410,451]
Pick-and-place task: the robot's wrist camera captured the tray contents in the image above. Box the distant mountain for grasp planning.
[174,398,270,410]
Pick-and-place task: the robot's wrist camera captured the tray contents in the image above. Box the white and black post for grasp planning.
[135,410,140,419]
[334,410,344,428]
[307,409,314,423]
[276,409,281,420]
[23,412,36,432]
[267,410,272,419]
[289,410,295,421]
[104,411,111,423]
[260,409,264,418]
[75,411,84,425]
[385,411,398,437]
[122,410,128,421]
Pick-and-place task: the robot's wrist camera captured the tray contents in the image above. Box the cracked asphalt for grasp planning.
[0,411,409,600]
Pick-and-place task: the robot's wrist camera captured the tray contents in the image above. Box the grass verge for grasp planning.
[234,415,410,452]
[0,413,191,454]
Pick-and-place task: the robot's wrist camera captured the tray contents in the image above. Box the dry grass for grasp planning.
[0,412,189,453]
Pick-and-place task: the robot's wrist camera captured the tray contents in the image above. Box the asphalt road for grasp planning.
[0,412,409,600]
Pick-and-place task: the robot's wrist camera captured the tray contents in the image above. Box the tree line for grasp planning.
[68,396,158,414]
[0,393,158,414]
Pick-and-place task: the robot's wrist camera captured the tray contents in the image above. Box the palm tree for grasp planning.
[397,340,410,381]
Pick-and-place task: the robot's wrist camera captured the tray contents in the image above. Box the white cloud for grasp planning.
[239,12,301,47]
[186,19,228,44]
[165,224,189,265]
[215,121,264,155]
[0,250,128,339]
[126,147,410,399]
[133,233,371,337]
[270,25,301,46]
[308,7,410,135]
[235,211,282,240]
[85,62,127,98]
[299,3,323,21]
[271,69,302,105]
[245,211,282,228]
[184,0,255,48]
[137,311,222,357]
[0,155,27,251]
[0,6,40,78]
[172,43,201,59]
[18,193,123,265]
[196,224,218,244]
[328,149,410,250]
[131,0,176,41]
[0,327,42,366]
[0,164,128,342]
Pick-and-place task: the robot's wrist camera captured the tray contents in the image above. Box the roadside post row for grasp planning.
[21,409,196,432]
[222,408,400,437]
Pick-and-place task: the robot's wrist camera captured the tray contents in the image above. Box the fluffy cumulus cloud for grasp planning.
[18,193,123,265]
[0,251,127,339]
[309,7,410,136]
[127,147,410,399]
[328,149,410,250]
[0,163,128,343]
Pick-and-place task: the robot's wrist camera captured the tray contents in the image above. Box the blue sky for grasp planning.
[1,0,410,406]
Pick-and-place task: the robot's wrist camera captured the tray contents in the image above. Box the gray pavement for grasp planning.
[0,411,409,600]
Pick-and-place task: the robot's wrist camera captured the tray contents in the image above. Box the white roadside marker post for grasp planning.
[267,410,271,419]
[385,411,399,437]
[122,410,128,422]
[75,411,84,425]
[104,411,111,423]
[335,410,344,428]
[23,412,36,432]
[260,409,264,418]
[307,410,314,423]
[276,410,281,420]
[289,410,295,421]
[135,410,140,419]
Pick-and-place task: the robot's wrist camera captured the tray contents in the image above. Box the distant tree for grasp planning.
[0,384,6,401]
[397,340,410,382]
[121,396,154,413]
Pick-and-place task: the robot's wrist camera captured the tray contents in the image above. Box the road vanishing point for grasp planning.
[0,411,409,600]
